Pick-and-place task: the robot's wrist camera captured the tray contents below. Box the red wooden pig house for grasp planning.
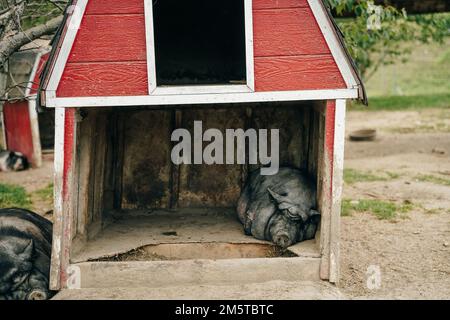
[38,0,366,292]
[1,50,51,167]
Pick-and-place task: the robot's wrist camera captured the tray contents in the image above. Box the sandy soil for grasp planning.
[1,108,449,299]
[340,108,450,299]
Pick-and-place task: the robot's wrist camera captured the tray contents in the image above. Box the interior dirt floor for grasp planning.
[1,108,449,299]
[72,209,315,262]
[73,209,278,262]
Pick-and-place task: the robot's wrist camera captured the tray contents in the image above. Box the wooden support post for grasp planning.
[50,107,77,290]
[169,109,182,209]
[113,112,125,210]
[241,107,253,188]
[330,99,346,283]
[319,99,346,283]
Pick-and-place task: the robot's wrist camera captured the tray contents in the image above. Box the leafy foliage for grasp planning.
[326,0,450,80]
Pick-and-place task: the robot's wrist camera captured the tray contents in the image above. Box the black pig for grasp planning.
[0,151,29,172]
[237,167,320,249]
[0,208,53,300]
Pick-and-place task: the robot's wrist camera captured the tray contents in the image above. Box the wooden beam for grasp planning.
[318,100,335,281]
[329,99,346,283]
[169,109,182,209]
[50,107,77,290]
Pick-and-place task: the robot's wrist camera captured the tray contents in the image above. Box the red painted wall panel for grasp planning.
[2,101,34,162]
[55,0,346,97]
[57,0,148,96]
[57,62,148,97]
[325,100,336,193]
[30,53,49,95]
[68,15,146,63]
[63,108,75,198]
[85,0,144,15]
[253,8,330,57]
[253,0,309,10]
[253,2,346,91]
[254,55,346,91]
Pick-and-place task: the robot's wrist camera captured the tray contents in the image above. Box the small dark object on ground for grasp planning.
[349,129,377,141]
[162,231,178,236]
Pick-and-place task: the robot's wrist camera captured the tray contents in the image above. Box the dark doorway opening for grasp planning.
[153,0,247,86]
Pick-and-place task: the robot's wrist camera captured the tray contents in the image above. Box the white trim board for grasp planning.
[25,52,43,97]
[50,107,66,289]
[144,0,255,95]
[153,85,252,95]
[329,98,346,283]
[307,0,359,89]
[46,88,358,108]
[143,0,157,94]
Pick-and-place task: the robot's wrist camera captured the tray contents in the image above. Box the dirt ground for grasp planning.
[0,108,449,299]
[341,108,450,299]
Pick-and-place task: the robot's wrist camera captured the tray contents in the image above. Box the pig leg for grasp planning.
[250,203,276,241]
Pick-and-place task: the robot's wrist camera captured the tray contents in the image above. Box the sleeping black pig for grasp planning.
[237,167,320,249]
[0,208,53,300]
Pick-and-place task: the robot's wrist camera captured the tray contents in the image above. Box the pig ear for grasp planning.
[309,209,320,217]
[16,239,34,260]
[267,188,293,210]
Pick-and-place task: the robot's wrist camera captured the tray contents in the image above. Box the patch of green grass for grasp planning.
[33,183,54,202]
[350,93,450,111]
[415,174,450,186]
[366,40,450,98]
[386,172,400,179]
[341,199,414,220]
[0,184,31,209]
[344,169,386,184]
[343,169,401,184]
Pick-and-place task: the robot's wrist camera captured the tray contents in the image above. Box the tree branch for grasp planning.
[0,14,62,68]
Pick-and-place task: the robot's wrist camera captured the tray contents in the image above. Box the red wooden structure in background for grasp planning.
[2,52,49,167]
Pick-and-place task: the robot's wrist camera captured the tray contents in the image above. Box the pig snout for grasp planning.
[13,159,25,171]
[27,289,48,300]
[272,232,292,249]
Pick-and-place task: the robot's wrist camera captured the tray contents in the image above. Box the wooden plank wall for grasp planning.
[55,0,346,97]
[70,103,327,248]
[57,0,148,97]
[120,110,172,209]
[178,108,246,208]
[71,109,110,245]
[109,103,317,210]
[253,0,346,91]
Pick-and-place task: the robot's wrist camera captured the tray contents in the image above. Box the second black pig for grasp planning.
[0,151,28,172]
[237,167,320,248]
[0,208,53,300]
